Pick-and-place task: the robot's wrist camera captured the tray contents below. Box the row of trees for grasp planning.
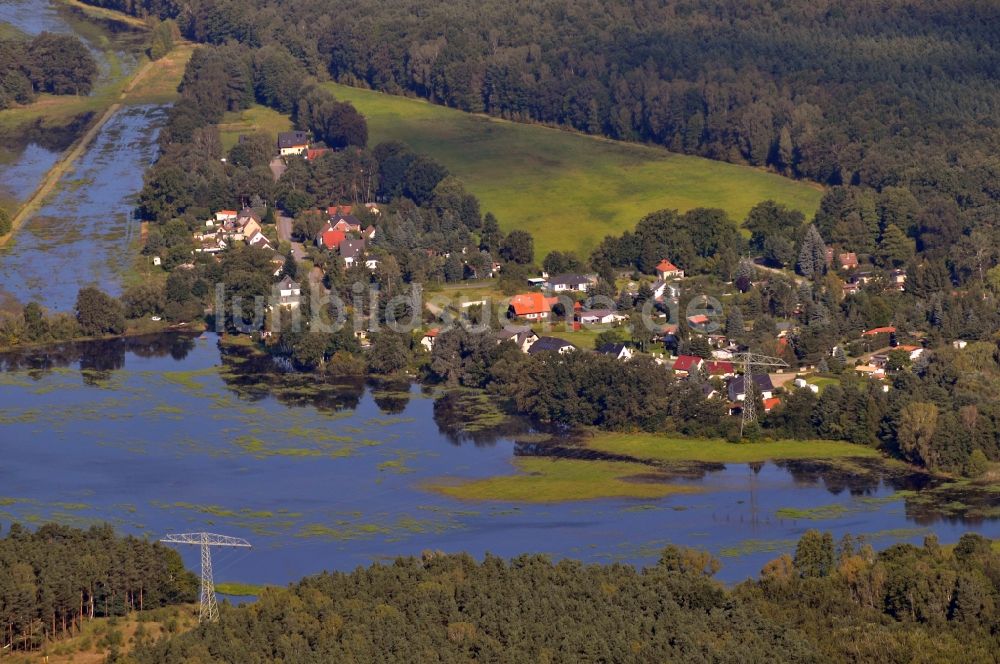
[0,523,196,653]
[0,32,97,108]
[129,531,1000,662]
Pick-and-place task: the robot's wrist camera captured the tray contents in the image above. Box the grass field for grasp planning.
[424,457,698,503]
[586,434,879,464]
[219,104,294,152]
[326,83,825,258]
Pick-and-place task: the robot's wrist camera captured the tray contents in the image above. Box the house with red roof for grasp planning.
[863,326,896,337]
[838,252,859,270]
[316,224,347,250]
[705,360,735,378]
[672,355,704,376]
[508,293,559,320]
[420,328,440,351]
[655,259,684,280]
[763,397,781,413]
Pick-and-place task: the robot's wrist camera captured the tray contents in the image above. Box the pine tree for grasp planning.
[724,305,744,341]
[797,224,827,278]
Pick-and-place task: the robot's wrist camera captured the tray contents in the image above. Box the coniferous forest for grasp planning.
[129,532,1000,663]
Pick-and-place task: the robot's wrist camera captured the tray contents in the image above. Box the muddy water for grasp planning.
[0,334,997,588]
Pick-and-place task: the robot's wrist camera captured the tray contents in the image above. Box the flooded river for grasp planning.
[0,0,156,311]
[1,334,997,588]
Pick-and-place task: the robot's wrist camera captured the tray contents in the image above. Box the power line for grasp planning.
[160,532,251,623]
[731,352,788,438]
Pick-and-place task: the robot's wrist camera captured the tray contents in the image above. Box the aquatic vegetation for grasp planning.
[585,434,880,464]
[424,458,700,503]
[162,367,218,392]
[720,538,799,558]
[775,504,850,521]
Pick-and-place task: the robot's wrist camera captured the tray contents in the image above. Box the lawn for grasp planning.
[424,457,698,503]
[586,433,879,464]
[326,83,825,259]
[124,43,195,105]
[219,104,294,152]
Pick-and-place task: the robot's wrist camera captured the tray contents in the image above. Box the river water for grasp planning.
[0,0,155,311]
[0,334,997,589]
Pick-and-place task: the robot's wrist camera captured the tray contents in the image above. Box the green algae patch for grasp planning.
[162,367,219,391]
[586,434,879,464]
[424,458,699,503]
[776,504,850,521]
[720,538,799,558]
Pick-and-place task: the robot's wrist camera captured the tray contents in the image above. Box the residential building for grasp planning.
[838,252,859,270]
[278,131,310,156]
[655,259,684,280]
[495,326,539,353]
[316,225,347,250]
[672,355,704,376]
[727,374,775,401]
[275,276,301,308]
[527,337,576,354]
[545,273,594,292]
[420,328,439,351]
[576,309,626,325]
[596,343,633,361]
[339,239,366,266]
[705,360,735,378]
[508,293,558,320]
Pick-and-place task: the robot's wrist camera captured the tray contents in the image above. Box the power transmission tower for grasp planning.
[160,532,251,623]
[731,352,788,437]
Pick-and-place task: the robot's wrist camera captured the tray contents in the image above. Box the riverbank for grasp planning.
[0,29,192,247]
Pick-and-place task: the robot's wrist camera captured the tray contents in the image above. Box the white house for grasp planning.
[277,131,310,156]
[545,273,594,292]
[420,328,439,351]
[275,276,301,308]
[596,343,633,361]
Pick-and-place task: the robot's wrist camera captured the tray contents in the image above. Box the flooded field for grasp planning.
[0,104,166,310]
[1,334,997,588]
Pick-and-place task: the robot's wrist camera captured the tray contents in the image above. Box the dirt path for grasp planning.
[0,53,163,249]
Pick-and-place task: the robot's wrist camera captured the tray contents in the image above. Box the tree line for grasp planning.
[0,32,98,108]
[126,531,1000,662]
[0,523,196,653]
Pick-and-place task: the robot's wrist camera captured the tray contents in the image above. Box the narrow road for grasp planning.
[277,214,307,260]
[269,157,286,181]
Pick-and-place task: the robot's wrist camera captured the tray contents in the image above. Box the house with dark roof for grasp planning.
[339,238,366,266]
[278,131,310,156]
[596,342,633,361]
[727,374,775,402]
[527,337,576,354]
[275,275,301,308]
[495,326,539,353]
[545,273,594,292]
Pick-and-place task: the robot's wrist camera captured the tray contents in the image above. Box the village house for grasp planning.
[650,279,680,301]
[275,276,301,308]
[363,225,376,241]
[508,293,558,321]
[596,342,634,361]
[854,364,886,379]
[330,216,362,233]
[247,231,275,252]
[576,309,627,325]
[527,337,576,354]
[890,269,907,291]
[215,210,238,224]
[278,131,310,156]
[838,252,859,270]
[671,354,704,376]
[793,377,820,393]
[655,259,684,280]
[495,326,539,353]
[316,222,347,250]
[339,239,366,266]
[420,328,439,351]
[763,397,781,413]
[545,273,594,293]
[705,360,735,378]
[305,147,331,161]
[727,374,775,401]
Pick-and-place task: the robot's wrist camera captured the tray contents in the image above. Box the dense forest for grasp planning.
[0,523,197,653]
[127,531,1000,663]
[0,31,98,108]
[80,0,999,242]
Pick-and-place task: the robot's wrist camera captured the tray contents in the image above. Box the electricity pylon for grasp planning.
[160,532,251,623]
[731,352,788,437]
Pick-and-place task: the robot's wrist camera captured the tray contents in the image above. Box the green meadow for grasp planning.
[424,457,699,503]
[585,434,880,464]
[326,83,824,258]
